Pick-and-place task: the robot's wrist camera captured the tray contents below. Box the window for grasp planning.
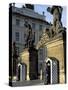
[39,48,44,61]
[39,49,43,55]
[32,23,35,30]
[15,32,19,41]
[16,19,20,26]
[39,25,42,30]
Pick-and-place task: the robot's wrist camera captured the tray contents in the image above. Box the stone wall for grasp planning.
[45,36,65,83]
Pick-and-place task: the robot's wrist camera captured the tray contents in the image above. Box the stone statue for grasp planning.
[47,6,63,37]
[25,24,35,48]
[13,42,19,77]
[24,23,38,80]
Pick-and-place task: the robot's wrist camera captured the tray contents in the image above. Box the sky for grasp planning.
[15,3,66,27]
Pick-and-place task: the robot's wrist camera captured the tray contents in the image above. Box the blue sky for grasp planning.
[15,4,66,27]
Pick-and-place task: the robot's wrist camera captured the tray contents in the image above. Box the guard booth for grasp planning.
[17,63,27,81]
[44,57,59,84]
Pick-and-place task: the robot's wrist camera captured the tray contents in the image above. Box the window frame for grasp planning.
[15,32,20,41]
[16,19,20,26]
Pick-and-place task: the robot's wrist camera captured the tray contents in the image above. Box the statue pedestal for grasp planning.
[29,47,38,80]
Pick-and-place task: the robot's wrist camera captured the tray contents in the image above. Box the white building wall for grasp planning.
[12,6,50,55]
